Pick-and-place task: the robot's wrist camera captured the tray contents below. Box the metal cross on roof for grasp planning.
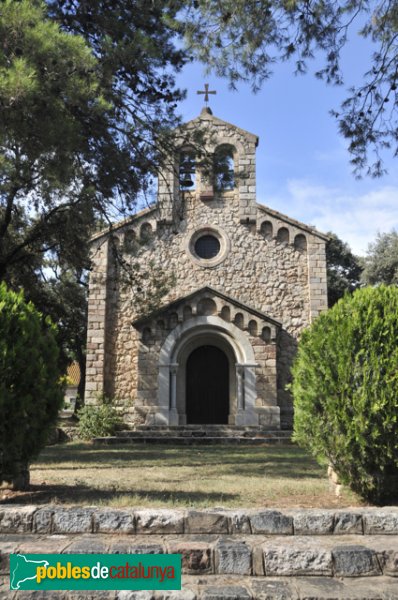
[197,83,216,106]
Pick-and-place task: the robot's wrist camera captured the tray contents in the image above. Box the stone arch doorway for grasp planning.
[158,315,260,427]
[186,345,229,424]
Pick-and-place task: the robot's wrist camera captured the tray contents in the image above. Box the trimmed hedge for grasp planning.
[0,283,63,489]
[292,285,398,504]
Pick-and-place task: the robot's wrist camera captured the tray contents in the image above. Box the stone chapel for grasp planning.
[84,106,328,431]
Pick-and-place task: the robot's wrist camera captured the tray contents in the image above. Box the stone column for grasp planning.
[158,157,179,226]
[153,363,179,426]
[84,237,109,405]
[235,364,260,426]
[307,237,328,321]
[169,363,179,425]
[236,365,244,412]
[238,138,258,224]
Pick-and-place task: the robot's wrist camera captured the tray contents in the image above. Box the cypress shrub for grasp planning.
[292,285,398,504]
[0,283,63,489]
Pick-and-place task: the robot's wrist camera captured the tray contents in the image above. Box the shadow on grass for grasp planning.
[32,443,324,480]
[29,462,323,480]
[0,483,238,506]
[36,443,317,464]
[38,443,305,463]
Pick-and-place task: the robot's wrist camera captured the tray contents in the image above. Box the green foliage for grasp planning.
[182,0,398,175]
[77,398,121,440]
[0,283,63,488]
[326,232,363,307]
[1,0,186,383]
[362,230,398,285]
[292,285,398,504]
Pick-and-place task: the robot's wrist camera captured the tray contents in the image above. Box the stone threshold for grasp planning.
[2,507,398,536]
[1,575,398,599]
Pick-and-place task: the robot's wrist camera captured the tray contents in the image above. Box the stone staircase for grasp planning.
[94,426,293,446]
[1,505,398,598]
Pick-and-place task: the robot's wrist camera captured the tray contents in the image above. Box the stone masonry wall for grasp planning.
[85,112,328,428]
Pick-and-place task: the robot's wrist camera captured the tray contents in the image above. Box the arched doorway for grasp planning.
[157,315,261,427]
[186,345,229,424]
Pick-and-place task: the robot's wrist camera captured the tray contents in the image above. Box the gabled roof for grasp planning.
[90,205,158,244]
[257,202,330,242]
[133,286,281,328]
[90,200,329,245]
[181,107,259,146]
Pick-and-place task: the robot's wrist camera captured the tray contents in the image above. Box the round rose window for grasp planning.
[194,235,221,259]
[186,226,230,268]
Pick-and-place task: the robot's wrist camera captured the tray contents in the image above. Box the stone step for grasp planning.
[135,426,292,433]
[119,428,292,438]
[94,436,292,445]
[3,507,398,537]
[93,427,293,445]
[3,507,398,597]
[2,576,398,600]
[2,532,398,579]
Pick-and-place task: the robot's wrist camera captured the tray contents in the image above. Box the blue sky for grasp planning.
[173,30,398,256]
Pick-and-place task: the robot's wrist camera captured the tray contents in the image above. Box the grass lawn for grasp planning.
[1,442,364,508]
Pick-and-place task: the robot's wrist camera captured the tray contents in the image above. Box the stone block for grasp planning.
[251,579,298,600]
[332,545,382,576]
[229,512,251,534]
[292,511,334,535]
[250,511,293,535]
[363,511,398,535]
[0,576,13,600]
[109,540,133,554]
[64,536,109,554]
[52,509,94,534]
[256,407,280,429]
[215,540,252,575]
[33,508,54,533]
[94,509,135,534]
[0,506,36,533]
[167,541,212,574]
[263,543,333,576]
[135,510,184,534]
[116,593,153,600]
[128,543,164,555]
[0,536,23,574]
[185,511,229,534]
[293,577,348,599]
[334,512,363,534]
[201,586,251,600]
[18,535,72,556]
[377,548,398,576]
[155,592,196,600]
[85,382,99,391]
[252,544,265,576]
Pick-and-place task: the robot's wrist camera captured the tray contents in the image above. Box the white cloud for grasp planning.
[259,180,398,256]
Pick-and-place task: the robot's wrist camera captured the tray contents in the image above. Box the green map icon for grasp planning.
[10,554,49,590]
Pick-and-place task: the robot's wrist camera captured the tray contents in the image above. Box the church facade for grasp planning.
[84,107,328,430]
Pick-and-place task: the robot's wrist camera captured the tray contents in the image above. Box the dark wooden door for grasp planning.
[186,345,229,424]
